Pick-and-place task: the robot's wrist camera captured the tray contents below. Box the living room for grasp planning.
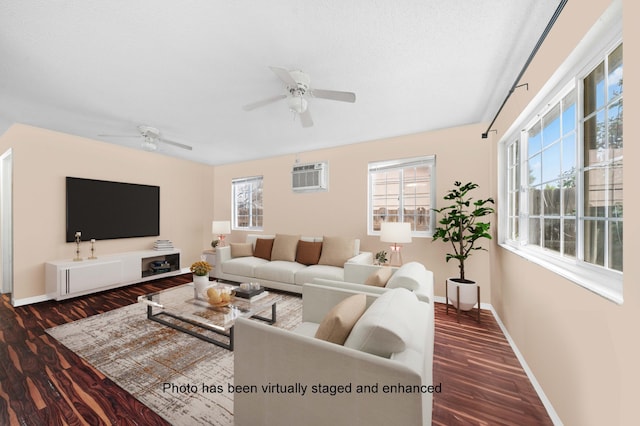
[0,0,636,424]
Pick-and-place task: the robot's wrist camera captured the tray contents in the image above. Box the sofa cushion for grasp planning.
[254,261,306,284]
[364,267,394,287]
[271,234,301,262]
[344,288,417,357]
[295,264,344,285]
[253,238,274,260]
[230,243,253,258]
[318,236,355,267]
[295,240,323,265]
[386,262,427,292]
[315,294,367,345]
[222,256,269,276]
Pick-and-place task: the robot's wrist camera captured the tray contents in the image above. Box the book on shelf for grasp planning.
[153,240,174,250]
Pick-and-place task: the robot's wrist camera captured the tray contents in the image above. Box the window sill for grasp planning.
[499,243,623,304]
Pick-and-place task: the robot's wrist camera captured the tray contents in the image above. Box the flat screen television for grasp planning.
[66,177,160,242]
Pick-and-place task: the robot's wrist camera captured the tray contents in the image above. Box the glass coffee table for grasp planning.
[137,283,281,350]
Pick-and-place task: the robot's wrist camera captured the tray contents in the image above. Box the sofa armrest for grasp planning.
[313,277,387,295]
[344,263,397,284]
[345,251,373,266]
[216,246,231,263]
[301,283,379,324]
[234,318,427,426]
[313,277,433,304]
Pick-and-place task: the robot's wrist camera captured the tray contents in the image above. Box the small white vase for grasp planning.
[447,278,478,311]
[193,274,210,300]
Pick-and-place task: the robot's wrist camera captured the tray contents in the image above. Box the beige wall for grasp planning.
[0,124,214,304]
[213,122,494,303]
[488,0,635,424]
[1,1,634,422]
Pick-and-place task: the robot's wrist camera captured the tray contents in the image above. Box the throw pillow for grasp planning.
[314,293,367,345]
[295,240,323,265]
[344,288,416,357]
[385,262,427,292]
[230,243,253,258]
[317,236,355,267]
[270,234,300,262]
[253,238,274,260]
[364,267,393,287]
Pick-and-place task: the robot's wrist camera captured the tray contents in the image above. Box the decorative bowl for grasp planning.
[203,284,235,307]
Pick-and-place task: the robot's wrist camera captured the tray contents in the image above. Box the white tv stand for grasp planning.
[45,249,181,301]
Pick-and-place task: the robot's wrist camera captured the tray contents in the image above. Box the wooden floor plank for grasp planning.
[1,275,553,425]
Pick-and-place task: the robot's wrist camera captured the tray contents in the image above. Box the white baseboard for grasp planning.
[434,296,563,425]
[12,293,51,307]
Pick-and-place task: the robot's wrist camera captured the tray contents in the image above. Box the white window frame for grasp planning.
[367,155,436,238]
[232,175,263,231]
[498,2,622,303]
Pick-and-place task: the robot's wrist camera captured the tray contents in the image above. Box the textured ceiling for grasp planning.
[0,0,561,165]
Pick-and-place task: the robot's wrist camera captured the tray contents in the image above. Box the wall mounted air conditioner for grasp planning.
[292,162,328,192]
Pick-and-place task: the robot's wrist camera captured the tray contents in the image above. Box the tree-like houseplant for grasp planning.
[432,181,494,311]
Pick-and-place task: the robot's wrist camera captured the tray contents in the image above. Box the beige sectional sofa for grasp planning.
[234,282,435,426]
[214,234,373,293]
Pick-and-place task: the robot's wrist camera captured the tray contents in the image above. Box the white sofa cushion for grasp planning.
[254,261,306,284]
[386,262,428,292]
[344,288,418,358]
[222,256,269,276]
[295,264,344,285]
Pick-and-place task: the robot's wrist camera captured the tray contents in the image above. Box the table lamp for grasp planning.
[211,220,231,246]
[380,222,412,266]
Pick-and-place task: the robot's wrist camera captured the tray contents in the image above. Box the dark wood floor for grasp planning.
[1,275,553,425]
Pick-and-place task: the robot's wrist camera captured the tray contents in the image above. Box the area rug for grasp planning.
[46,287,303,426]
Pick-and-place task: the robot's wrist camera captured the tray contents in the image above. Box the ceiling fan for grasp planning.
[99,125,193,151]
[243,66,356,127]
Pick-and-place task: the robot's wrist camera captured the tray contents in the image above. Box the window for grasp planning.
[368,156,436,237]
[232,176,263,230]
[499,31,622,302]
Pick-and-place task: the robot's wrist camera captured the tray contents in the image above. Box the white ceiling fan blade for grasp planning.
[242,94,287,111]
[299,108,313,128]
[159,138,193,151]
[310,88,356,103]
[269,66,298,87]
[98,134,137,138]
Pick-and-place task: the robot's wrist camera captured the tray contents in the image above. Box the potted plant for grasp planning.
[374,250,388,266]
[432,181,494,311]
[190,260,213,299]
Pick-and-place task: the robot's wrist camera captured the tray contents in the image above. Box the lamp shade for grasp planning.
[211,220,231,235]
[380,222,412,243]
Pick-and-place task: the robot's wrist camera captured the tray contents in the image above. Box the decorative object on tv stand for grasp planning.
[73,232,83,261]
[380,222,412,266]
[88,239,97,259]
[211,220,231,247]
[432,181,494,322]
[190,260,213,300]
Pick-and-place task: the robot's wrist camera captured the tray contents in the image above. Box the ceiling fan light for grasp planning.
[142,137,157,151]
[287,96,307,114]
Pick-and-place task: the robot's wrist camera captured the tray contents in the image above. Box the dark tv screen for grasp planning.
[66,177,160,242]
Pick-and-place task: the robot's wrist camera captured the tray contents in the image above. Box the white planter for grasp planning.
[193,274,210,300]
[447,278,478,311]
